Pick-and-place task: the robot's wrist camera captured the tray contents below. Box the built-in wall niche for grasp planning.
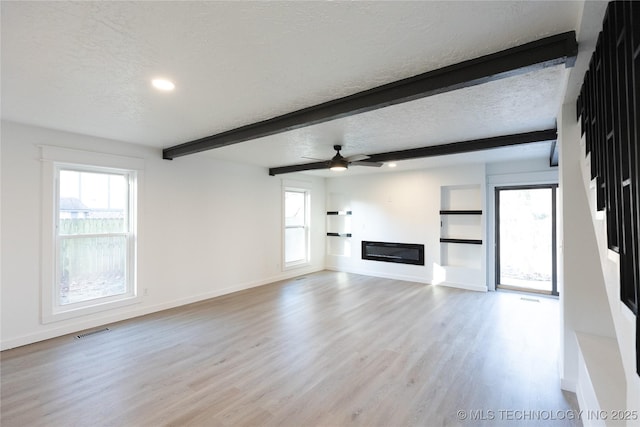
[440,185,483,269]
[441,184,482,211]
[326,193,352,257]
[440,243,482,269]
[440,213,482,243]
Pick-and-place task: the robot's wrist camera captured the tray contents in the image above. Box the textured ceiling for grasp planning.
[1,1,583,174]
[211,65,568,169]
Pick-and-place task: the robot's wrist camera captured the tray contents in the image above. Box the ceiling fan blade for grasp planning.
[345,154,369,162]
[301,156,325,161]
[351,160,383,167]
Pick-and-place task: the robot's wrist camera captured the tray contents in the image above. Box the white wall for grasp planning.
[570,100,640,413]
[324,163,486,291]
[558,102,618,389]
[0,121,326,350]
[557,0,640,415]
[557,102,640,421]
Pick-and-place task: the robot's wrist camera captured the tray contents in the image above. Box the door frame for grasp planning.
[495,184,559,296]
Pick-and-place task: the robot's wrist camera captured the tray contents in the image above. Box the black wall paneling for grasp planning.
[627,2,640,374]
[633,0,640,376]
[577,1,639,375]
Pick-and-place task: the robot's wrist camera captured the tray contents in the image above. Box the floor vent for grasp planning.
[75,328,110,339]
[520,297,540,303]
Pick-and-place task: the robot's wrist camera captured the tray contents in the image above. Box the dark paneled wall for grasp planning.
[576,1,639,375]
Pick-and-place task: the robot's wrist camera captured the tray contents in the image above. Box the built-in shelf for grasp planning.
[439,209,482,245]
[439,210,482,215]
[440,238,482,245]
[327,205,352,238]
[327,193,352,256]
[440,185,483,271]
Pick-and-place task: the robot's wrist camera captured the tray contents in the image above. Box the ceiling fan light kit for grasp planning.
[329,145,349,171]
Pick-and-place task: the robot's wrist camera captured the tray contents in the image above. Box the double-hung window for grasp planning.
[57,168,134,305]
[284,187,310,268]
[41,147,142,322]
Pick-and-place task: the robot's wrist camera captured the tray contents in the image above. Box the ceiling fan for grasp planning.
[308,145,383,171]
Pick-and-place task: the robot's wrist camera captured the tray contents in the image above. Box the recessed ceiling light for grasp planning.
[388,163,397,168]
[151,78,175,91]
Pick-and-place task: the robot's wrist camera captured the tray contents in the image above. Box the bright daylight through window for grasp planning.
[57,169,134,305]
[284,189,309,268]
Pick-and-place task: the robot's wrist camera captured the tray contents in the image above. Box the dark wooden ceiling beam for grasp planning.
[365,129,557,162]
[549,140,559,167]
[268,129,557,176]
[268,161,329,176]
[163,32,577,160]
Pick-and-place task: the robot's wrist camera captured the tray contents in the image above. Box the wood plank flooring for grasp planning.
[1,271,580,426]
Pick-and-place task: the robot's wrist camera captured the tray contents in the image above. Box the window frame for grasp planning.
[282,183,311,270]
[41,146,143,323]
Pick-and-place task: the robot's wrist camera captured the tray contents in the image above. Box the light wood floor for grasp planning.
[1,271,580,426]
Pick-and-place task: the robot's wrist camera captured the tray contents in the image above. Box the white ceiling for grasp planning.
[1,1,584,175]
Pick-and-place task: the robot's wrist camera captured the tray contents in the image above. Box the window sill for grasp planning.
[42,294,141,324]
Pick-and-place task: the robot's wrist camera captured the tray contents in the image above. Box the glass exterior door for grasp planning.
[496,186,558,295]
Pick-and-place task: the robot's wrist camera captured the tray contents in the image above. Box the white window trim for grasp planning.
[40,146,144,323]
[282,179,312,270]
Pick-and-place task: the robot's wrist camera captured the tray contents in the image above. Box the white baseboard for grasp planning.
[325,265,430,285]
[561,378,578,393]
[325,265,487,292]
[0,266,323,351]
[1,265,487,351]
[575,332,626,419]
[437,281,488,292]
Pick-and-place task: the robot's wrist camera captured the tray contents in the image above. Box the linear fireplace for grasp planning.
[361,241,425,266]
